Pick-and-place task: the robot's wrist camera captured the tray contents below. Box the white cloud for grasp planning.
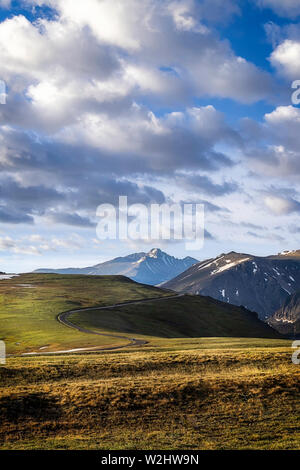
[265,105,300,124]
[0,0,274,127]
[0,0,292,263]
[271,39,300,77]
[243,106,300,177]
[45,0,143,50]
[57,104,238,172]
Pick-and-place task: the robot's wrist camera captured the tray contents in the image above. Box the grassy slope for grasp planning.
[0,274,170,354]
[69,295,281,339]
[0,338,296,450]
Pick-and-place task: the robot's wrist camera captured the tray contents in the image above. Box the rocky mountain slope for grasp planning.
[35,248,198,286]
[163,250,300,320]
[269,290,300,335]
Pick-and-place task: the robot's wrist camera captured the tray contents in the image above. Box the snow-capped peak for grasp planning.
[147,248,162,258]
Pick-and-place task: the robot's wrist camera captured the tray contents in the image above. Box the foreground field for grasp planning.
[0,338,298,450]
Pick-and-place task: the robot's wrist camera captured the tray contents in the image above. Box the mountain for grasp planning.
[163,250,300,320]
[268,290,300,335]
[35,248,198,286]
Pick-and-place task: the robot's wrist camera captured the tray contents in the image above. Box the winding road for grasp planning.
[22,294,182,355]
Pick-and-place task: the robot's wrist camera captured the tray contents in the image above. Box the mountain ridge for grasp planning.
[163,249,300,320]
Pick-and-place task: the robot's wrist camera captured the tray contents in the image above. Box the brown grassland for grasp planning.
[0,338,299,450]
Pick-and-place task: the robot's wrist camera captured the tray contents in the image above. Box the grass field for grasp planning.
[0,338,297,450]
[0,274,170,354]
[0,274,279,356]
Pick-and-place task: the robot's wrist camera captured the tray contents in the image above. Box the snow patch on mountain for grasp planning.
[210,258,250,275]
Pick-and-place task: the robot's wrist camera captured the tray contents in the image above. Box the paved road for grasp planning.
[53,294,183,354]
[17,294,183,356]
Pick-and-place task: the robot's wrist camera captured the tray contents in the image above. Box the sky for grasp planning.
[0,0,300,272]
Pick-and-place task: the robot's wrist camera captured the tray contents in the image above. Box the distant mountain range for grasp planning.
[35,248,198,286]
[163,250,300,321]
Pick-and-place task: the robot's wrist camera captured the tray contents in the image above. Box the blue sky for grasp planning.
[0,0,299,272]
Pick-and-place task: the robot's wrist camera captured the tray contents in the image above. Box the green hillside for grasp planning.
[0,273,170,354]
[69,294,281,339]
[0,273,281,356]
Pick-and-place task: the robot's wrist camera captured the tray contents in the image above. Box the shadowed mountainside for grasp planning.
[68,293,281,339]
[163,250,300,321]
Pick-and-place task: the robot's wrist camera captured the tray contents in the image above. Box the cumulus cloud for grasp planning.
[0,104,238,198]
[0,0,292,257]
[267,18,300,79]
[271,39,300,77]
[0,1,275,233]
[57,105,238,174]
[0,0,275,129]
[242,106,300,177]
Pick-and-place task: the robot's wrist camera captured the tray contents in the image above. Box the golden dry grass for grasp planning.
[0,339,299,450]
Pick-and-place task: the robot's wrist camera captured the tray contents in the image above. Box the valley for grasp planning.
[0,255,298,450]
[32,247,300,334]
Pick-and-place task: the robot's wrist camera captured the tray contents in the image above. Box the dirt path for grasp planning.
[22,294,182,355]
